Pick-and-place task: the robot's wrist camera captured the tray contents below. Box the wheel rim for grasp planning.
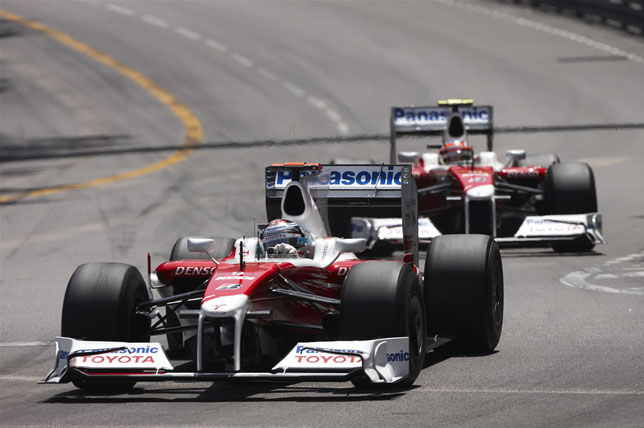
[491,260,503,330]
[408,294,424,358]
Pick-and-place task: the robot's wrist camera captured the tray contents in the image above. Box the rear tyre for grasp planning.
[169,236,236,261]
[424,235,503,353]
[61,263,151,393]
[341,262,425,387]
[545,163,597,252]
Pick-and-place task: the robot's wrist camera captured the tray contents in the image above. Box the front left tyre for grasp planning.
[61,262,150,392]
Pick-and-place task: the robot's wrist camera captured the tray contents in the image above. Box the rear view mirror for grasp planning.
[505,150,526,161]
[398,151,420,163]
[187,238,215,254]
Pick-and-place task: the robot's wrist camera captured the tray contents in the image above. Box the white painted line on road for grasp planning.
[231,53,253,68]
[100,7,351,135]
[283,82,305,98]
[0,341,53,347]
[107,3,135,17]
[0,375,43,382]
[175,26,202,41]
[326,108,342,122]
[142,14,169,29]
[205,39,228,53]
[595,271,644,280]
[433,0,644,64]
[604,252,644,265]
[560,252,644,296]
[307,96,326,110]
[416,386,644,395]
[258,67,277,81]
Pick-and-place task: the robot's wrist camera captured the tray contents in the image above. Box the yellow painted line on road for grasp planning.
[0,10,203,203]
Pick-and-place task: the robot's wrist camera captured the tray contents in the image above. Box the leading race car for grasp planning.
[352,99,604,254]
[42,163,503,392]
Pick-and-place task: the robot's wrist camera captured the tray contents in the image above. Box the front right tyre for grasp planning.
[340,262,425,387]
[424,234,503,353]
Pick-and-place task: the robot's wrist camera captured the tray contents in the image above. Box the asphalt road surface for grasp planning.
[1,1,643,426]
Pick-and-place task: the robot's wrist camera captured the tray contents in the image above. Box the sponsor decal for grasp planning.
[295,345,362,355]
[294,354,362,364]
[518,217,586,235]
[73,345,160,365]
[393,107,490,126]
[270,166,403,189]
[263,232,301,244]
[505,168,539,178]
[293,346,363,364]
[393,107,449,124]
[215,276,255,281]
[525,219,581,229]
[468,176,487,183]
[78,354,155,364]
[175,266,216,276]
[216,283,242,290]
[386,350,410,362]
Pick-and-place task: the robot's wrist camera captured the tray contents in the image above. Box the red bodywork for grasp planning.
[410,160,548,235]
[156,256,365,332]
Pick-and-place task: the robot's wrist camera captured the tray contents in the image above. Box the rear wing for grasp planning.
[389,102,494,163]
[265,163,419,265]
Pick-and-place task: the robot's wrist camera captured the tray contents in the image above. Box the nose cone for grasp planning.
[466,184,495,199]
[201,294,249,318]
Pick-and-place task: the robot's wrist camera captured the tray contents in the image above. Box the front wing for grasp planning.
[41,336,411,386]
[352,213,605,248]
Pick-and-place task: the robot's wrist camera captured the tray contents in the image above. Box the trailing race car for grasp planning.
[42,163,503,392]
[352,99,604,254]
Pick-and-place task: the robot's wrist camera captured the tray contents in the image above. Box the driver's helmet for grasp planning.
[260,219,311,257]
[440,140,473,165]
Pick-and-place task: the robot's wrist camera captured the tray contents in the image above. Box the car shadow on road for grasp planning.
[41,381,408,403]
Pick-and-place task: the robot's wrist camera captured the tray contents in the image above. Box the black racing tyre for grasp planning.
[545,163,597,252]
[424,235,503,353]
[341,262,425,387]
[169,236,236,261]
[61,262,151,393]
[517,152,559,168]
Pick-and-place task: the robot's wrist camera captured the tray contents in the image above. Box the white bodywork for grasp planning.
[41,337,173,384]
[274,337,410,384]
[353,213,605,247]
[42,336,409,384]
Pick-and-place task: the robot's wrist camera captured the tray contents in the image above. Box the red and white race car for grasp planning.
[42,163,503,392]
[352,100,604,254]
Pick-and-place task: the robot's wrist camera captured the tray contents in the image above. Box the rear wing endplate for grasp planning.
[389,104,494,162]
